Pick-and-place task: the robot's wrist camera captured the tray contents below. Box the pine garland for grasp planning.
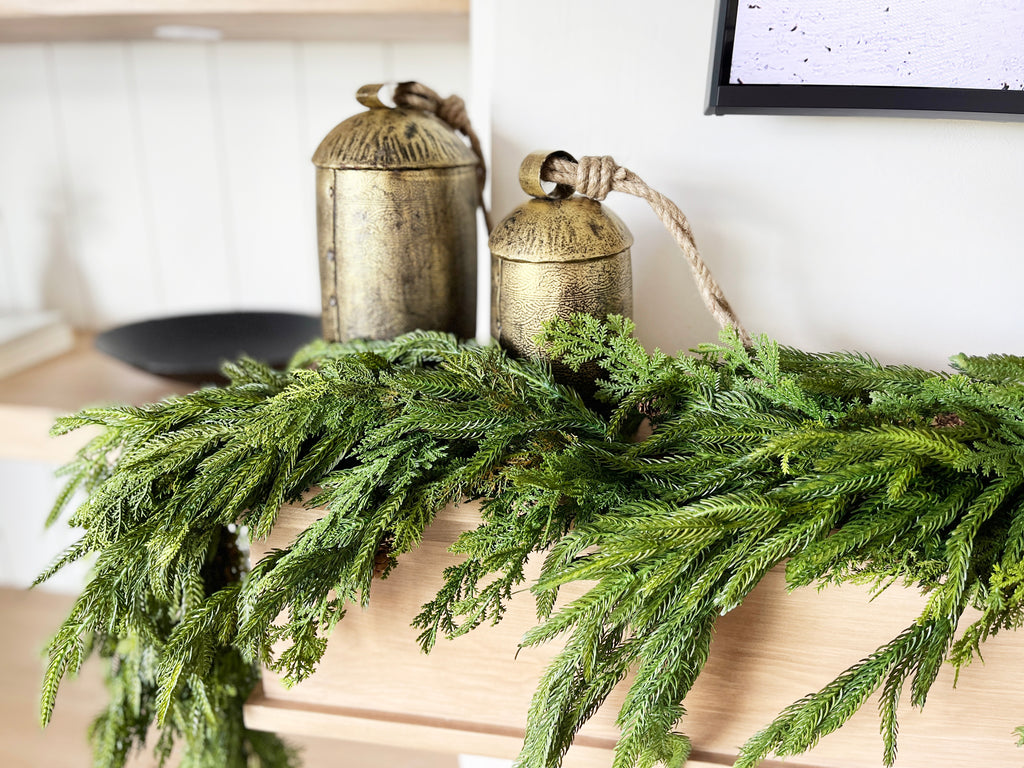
[39,314,1024,768]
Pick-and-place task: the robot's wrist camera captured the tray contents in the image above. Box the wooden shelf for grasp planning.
[0,334,193,463]
[0,586,459,768]
[0,0,468,42]
[245,499,1024,768]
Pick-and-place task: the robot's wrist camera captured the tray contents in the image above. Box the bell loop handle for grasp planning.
[519,150,577,200]
[539,152,751,345]
[355,83,398,109]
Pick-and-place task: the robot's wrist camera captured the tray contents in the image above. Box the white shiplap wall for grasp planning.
[0,38,469,592]
[0,39,470,330]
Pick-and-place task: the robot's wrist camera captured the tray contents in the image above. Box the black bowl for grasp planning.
[96,312,322,384]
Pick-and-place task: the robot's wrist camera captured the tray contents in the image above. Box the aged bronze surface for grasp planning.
[490,150,634,360]
[313,84,478,342]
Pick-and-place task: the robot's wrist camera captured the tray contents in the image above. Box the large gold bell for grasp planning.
[489,150,634,359]
[313,84,478,342]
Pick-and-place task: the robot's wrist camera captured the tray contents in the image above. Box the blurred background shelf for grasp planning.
[0,586,459,768]
[0,334,193,463]
[0,0,469,42]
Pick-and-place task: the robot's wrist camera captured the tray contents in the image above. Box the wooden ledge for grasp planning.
[244,500,1024,767]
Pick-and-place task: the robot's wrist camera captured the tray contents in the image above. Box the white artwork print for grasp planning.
[730,0,1024,89]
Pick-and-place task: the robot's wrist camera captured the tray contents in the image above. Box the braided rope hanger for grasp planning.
[540,153,750,345]
[386,85,746,344]
[394,81,493,232]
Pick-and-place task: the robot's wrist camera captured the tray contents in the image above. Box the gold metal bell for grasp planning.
[489,150,634,359]
[313,84,478,342]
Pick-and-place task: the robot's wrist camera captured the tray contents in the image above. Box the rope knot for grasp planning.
[437,94,470,135]
[574,155,625,201]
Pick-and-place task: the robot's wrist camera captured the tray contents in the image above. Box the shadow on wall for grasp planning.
[41,181,92,329]
[0,211,14,312]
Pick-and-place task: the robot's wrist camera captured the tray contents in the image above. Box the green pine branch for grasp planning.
[37,315,1024,768]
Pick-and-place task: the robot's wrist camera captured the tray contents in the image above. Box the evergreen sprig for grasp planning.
[40,315,1024,768]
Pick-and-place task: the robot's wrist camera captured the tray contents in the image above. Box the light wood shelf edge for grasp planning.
[0,0,468,15]
[0,334,193,463]
[244,686,735,768]
[244,500,1024,768]
[0,0,469,42]
[0,403,91,463]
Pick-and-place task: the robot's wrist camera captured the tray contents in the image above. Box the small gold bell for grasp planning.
[489,150,634,360]
[312,83,478,342]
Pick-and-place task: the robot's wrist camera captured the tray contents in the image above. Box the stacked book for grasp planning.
[0,312,74,380]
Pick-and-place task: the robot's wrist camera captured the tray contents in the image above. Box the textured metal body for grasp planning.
[489,153,633,360]
[313,87,478,342]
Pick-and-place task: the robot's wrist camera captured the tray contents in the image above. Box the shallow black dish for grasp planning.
[96,312,322,384]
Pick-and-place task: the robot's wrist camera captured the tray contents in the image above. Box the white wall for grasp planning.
[477,0,1024,370]
[0,459,88,592]
[0,39,470,330]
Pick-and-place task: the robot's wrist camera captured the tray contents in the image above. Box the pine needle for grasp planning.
[37,315,1024,768]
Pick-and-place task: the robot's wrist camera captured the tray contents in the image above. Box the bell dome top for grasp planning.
[313,85,478,171]
[489,196,633,264]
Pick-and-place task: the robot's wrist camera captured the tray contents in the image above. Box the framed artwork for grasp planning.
[707,0,1024,118]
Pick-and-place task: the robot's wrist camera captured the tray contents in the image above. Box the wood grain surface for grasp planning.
[246,499,1024,768]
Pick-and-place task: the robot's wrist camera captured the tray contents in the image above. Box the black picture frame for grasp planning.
[705,0,1024,119]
